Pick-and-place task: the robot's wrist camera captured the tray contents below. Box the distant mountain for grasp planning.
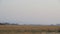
[56,24,60,26]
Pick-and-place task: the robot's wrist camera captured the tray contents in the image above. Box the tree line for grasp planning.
[0,22,18,25]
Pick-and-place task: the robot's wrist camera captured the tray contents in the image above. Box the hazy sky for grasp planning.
[0,0,60,25]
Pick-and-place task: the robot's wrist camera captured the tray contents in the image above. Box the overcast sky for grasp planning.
[0,0,60,25]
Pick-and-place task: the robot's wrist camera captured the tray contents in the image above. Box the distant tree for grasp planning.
[0,23,5,25]
[0,22,18,25]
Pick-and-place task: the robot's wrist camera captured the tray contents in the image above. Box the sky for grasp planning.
[0,0,60,25]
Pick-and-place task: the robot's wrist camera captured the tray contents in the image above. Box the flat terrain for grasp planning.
[0,25,60,34]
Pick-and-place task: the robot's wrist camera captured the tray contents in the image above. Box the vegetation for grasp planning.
[0,23,60,34]
[0,23,18,25]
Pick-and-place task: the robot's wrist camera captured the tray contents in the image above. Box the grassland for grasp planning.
[0,25,60,34]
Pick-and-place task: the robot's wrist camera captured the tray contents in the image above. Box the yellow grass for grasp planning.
[0,25,60,34]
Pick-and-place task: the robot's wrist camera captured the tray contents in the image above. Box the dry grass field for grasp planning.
[0,25,60,34]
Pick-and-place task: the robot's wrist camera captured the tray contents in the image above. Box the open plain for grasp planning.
[0,25,60,34]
